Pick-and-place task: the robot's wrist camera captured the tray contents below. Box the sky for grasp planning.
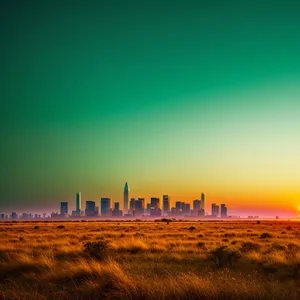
[1,0,300,217]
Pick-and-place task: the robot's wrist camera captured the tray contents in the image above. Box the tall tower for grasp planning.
[76,192,81,215]
[201,193,205,211]
[124,182,129,214]
[163,195,170,213]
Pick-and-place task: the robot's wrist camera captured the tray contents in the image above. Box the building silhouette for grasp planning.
[112,202,122,217]
[130,198,135,213]
[85,201,98,217]
[201,193,205,210]
[134,198,145,217]
[150,197,160,210]
[211,203,219,217]
[60,202,68,216]
[221,204,227,218]
[76,192,81,216]
[124,182,129,214]
[163,195,170,214]
[101,198,111,216]
[193,199,201,211]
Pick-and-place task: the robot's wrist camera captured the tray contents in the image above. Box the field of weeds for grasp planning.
[1,220,300,299]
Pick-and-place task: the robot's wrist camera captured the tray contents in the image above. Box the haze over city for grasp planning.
[1,1,300,217]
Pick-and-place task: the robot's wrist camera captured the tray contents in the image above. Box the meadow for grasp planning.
[0,220,300,299]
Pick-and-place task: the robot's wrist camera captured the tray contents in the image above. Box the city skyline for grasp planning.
[0,181,297,219]
[1,1,299,217]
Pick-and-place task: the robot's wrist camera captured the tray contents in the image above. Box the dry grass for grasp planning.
[1,220,300,299]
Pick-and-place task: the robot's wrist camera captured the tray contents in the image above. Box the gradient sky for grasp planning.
[1,0,300,216]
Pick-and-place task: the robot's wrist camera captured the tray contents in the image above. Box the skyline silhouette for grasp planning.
[0,1,299,217]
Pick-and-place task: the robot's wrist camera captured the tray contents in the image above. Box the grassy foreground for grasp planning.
[0,220,300,299]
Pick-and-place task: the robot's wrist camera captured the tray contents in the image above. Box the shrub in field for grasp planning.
[260,232,272,239]
[287,243,300,252]
[257,220,261,224]
[0,250,8,262]
[33,226,39,230]
[208,246,240,268]
[57,225,65,229]
[287,226,292,230]
[197,242,205,248]
[240,242,261,252]
[83,240,109,260]
[270,243,285,251]
[189,226,196,230]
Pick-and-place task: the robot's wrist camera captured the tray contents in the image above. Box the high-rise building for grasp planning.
[175,201,183,212]
[211,203,219,217]
[184,203,191,214]
[101,198,111,216]
[76,192,81,215]
[163,195,170,213]
[85,201,98,217]
[135,198,145,217]
[150,197,160,209]
[193,200,201,211]
[114,202,120,211]
[60,202,68,216]
[11,212,18,220]
[124,182,129,214]
[220,204,227,218]
[112,202,122,217]
[130,198,135,211]
[201,193,205,210]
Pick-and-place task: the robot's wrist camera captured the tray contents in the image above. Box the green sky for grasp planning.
[1,0,300,216]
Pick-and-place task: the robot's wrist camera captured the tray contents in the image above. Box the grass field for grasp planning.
[1,220,300,299]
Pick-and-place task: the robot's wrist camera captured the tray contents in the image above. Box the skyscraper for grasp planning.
[150,197,160,209]
[211,203,219,217]
[85,201,98,217]
[163,195,170,213]
[101,198,111,216]
[193,199,201,211]
[112,202,122,217]
[221,204,227,218]
[60,202,68,216]
[76,192,81,215]
[135,198,145,217]
[201,193,205,210]
[124,182,129,214]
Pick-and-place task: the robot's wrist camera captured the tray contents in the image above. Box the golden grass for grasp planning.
[0,220,300,299]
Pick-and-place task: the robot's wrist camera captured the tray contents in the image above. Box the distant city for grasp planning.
[0,182,261,221]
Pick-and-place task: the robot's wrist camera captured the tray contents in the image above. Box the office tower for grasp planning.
[135,198,145,217]
[193,200,201,211]
[221,204,227,218]
[211,203,219,217]
[101,198,111,216]
[163,195,170,213]
[114,202,120,211]
[175,201,182,212]
[60,202,68,216]
[85,201,97,217]
[124,182,129,214]
[201,193,205,210]
[130,198,135,211]
[150,197,160,209]
[184,203,191,214]
[0,214,5,220]
[11,212,18,219]
[76,192,81,215]
[112,202,122,217]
